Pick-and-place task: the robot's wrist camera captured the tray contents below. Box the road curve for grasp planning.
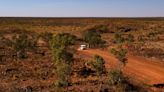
[79,49,164,85]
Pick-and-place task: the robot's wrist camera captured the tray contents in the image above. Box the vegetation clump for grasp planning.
[83,30,106,48]
[93,55,105,76]
[50,33,76,48]
[87,24,109,33]
[55,63,71,87]
[127,34,134,43]
[50,33,77,88]
[12,31,38,59]
[108,69,125,85]
[147,32,160,41]
[111,46,128,66]
[50,33,76,64]
[114,33,125,44]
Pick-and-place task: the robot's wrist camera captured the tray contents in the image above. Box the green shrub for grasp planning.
[117,48,127,63]
[12,32,38,59]
[127,34,134,43]
[50,33,76,49]
[110,48,117,55]
[83,31,105,48]
[108,69,131,92]
[50,33,76,64]
[108,69,124,85]
[108,69,147,92]
[55,63,71,87]
[114,33,125,44]
[147,32,160,41]
[111,47,127,66]
[50,33,76,88]
[52,47,73,64]
[93,55,105,75]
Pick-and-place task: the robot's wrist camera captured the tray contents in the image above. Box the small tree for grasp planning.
[93,55,105,76]
[50,33,76,64]
[83,31,105,48]
[52,47,73,88]
[12,32,30,59]
[52,47,73,64]
[108,69,124,85]
[127,34,134,43]
[12,32,38,59]
[50,33,76,49]
[111,47,128,67]
[50,33,76,88]
[117,48,128,64]
[107,68,131,92]
[114,33,125,44]
[55,63,71,87]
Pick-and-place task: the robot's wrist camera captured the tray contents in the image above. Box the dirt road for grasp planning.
[79,49,164,85]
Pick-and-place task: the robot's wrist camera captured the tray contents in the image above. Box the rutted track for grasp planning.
[79,49,164,85]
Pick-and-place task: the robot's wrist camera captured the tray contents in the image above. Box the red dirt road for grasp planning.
[79,49,164,85]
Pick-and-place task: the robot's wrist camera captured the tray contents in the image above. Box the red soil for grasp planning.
[79,49,164,85]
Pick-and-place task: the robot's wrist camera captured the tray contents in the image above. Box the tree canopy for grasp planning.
[83,31,105,48]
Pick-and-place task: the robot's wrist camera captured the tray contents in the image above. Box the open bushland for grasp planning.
[0,17,164,92]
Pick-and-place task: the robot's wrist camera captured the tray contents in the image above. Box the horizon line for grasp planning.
[0,16,164,19]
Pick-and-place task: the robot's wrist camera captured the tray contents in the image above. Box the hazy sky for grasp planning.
[0,0,164,17]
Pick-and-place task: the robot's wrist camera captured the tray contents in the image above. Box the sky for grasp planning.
[0,0,164,17]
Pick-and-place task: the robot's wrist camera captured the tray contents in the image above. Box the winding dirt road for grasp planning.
[79,49,164,85]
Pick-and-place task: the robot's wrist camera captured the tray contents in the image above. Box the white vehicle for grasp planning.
[79,45,87,50]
